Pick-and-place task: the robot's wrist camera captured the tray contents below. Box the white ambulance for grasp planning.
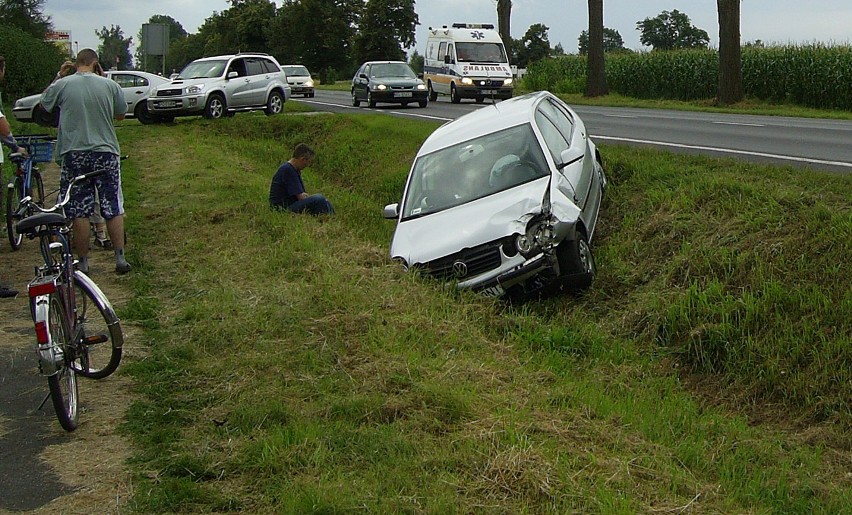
[423,23,514,104]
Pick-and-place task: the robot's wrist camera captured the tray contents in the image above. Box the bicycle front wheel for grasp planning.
[72,271,123,379]
[6,176,24,250]
[31,169,45,206]
[45,294,79,431]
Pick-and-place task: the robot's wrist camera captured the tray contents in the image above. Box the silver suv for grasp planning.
[148,53,291,120]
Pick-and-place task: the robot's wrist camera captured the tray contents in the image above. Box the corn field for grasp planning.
[524,44,852,111]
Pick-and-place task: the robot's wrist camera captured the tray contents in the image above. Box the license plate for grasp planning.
[481,89,496,95]
[394,92,413,98]
[159,100,177,108]
[480,284,505,297]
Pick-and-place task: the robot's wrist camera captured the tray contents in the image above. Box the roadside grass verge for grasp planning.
[116,113,850,512]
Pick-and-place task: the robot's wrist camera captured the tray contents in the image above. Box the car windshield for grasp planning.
[370,63,416,78]
[456,42,507,63]
[177,60,227,79]
[401,123,550,219]
[282,66,310,76]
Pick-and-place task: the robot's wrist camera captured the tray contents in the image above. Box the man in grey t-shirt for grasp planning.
[41,48,132,274]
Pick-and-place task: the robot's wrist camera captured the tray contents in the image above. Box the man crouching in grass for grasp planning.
[269,143,334,215]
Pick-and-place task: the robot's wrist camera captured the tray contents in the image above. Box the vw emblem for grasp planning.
[452,260,468,278]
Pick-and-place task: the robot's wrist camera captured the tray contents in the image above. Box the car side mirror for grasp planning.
[227,71,239,79]
[359,73,368,80]
[383,203,400,219]
[557,147,585,170]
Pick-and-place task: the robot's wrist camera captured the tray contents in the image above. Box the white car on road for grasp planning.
[12,70,172,125]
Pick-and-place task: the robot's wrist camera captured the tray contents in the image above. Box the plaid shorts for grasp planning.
[60,151,124,219]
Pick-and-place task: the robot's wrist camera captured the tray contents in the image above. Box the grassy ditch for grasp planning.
[116,112,850,512]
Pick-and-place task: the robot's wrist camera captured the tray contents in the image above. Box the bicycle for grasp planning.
[17,170,124,431]
[5,135,54,250]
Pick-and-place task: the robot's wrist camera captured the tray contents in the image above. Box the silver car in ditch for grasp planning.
[383,91,607,297]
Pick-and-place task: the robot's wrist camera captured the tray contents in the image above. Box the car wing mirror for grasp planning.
[383,203,400,219]
[227,71,238,79]
[557,147,584,170]
[359,73,368,80]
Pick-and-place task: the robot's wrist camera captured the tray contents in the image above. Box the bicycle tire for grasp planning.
[6,176,24,250]
[45,294,79,431]
[71,271,123,379]
[32,169,46,206]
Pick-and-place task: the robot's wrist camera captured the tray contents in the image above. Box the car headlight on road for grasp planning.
[516,219,557,257]
[416,84,426,90]
[504,78,513,86]
[305,80,314,87]
[186,85,203,94]
[375,84,387,90]
[461,77,474,85]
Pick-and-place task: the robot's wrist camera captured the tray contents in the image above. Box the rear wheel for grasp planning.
[6,176,24,250]
[71,272,123,379]
[265,91,284,115]
[203,93,226,119]
[45,295,79,431]
[450,83,461,104]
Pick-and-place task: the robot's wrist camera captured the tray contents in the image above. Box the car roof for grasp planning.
[362,61,409,66]
[417,91,553,156]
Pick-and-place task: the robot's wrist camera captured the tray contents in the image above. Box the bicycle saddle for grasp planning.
[16,212,66,234]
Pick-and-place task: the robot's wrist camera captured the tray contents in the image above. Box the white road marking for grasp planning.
[593,135,852,169]
[713,121,766,127]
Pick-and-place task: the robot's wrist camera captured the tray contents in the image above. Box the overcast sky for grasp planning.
[46,0,852,61]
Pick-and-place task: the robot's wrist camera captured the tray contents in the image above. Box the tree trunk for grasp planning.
[497,0,512,61]
[585,0,608,97]
[717,0,743,104]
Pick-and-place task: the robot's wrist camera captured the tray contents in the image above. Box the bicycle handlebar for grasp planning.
[21,170,108,215]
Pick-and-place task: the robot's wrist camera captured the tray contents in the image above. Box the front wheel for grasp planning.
[450,84,461,104]
[6,176,24,250]
[367,91,377,108]
[351,90,360,107]
[556,231,596,291]
[265,91,284,116]
[428,82,438,102]
[45,295,79,431]
[71,271,123,379]
[418,99,428,108]
[134,102,156,125]
[31,169,45,207]
[203,93,226,119]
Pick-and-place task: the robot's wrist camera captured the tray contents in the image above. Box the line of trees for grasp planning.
[135,0,418,84]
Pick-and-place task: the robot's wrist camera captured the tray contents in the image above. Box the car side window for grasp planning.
[538,100,575,143]
[112,74,138,88]
[245,58,266,76]
[228,58,247,77]
[438,42,447,61]
[535,109,571,163]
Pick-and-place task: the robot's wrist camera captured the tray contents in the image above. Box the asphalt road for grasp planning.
[295,90,852,174]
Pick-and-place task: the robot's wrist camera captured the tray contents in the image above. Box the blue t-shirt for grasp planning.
[269,161,305,208]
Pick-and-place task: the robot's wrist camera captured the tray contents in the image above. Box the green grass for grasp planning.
[111,112,850,512]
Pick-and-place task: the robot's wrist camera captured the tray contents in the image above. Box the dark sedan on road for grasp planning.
[351,61,428,108]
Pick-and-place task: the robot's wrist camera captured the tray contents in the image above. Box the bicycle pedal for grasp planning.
[83,334,109,345]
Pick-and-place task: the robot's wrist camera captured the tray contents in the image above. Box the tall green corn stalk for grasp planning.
[523,45,852,110]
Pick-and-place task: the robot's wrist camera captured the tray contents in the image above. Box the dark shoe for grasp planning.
[94,238,114,250]
[0,285,18,298]
[116,262,133,274]
[77,260,89,274]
